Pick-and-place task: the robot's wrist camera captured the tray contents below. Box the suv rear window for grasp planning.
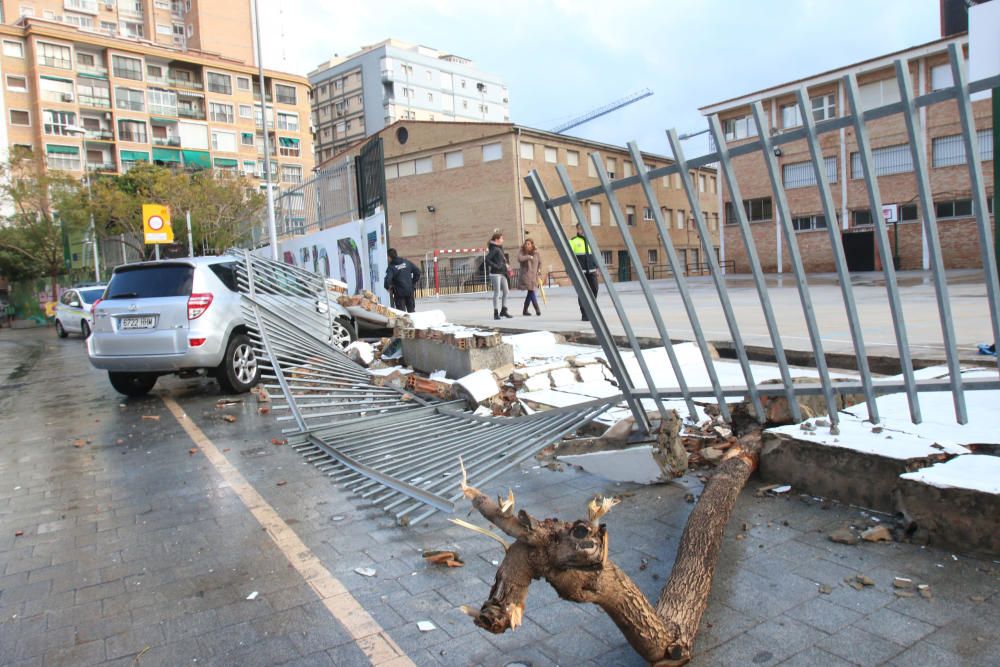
[105,265,194,299]
[209,263,238,292]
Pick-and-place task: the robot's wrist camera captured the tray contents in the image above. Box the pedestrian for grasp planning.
[978,342,996,357]
[486,231,513,320]
[518,238,542,316]
[2,301,13,328]
[569,223,599,321]
[383,248,421,313]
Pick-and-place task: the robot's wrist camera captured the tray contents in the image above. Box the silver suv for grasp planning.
[88,256,357,396]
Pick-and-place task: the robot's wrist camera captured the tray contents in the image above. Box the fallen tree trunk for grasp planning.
[459,428,763,665]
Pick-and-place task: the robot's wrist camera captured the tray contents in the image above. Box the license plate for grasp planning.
[120,316,156,330]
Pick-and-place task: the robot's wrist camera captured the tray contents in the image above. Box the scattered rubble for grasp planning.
[861,525,893,542]
[246,591,259,600]
[829,526,860,545]
[141,415,160,421]
[423,550,464,567]
[222,415,237,423]
[354,567,376,577]
[416,621,436,632]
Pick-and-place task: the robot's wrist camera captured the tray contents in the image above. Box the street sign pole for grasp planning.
[252,0,279,261]
[994,88,999,265]
[186,210,194,257]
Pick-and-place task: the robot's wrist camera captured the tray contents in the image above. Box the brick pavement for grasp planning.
[0,327,998,666]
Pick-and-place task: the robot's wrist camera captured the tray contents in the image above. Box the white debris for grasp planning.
[549,367,579,388]
[521,374,553,393]
[344,341,375,367]
[900,455,1000,494]
[455,369,501,404]
[772,485,792,494]
[404,310,448,330]
[246,591,258,600]
[429,369,447,380]
[558,445,665,485]
[417,620,437,632]
[473,406,493,417]
[354,567,377,577]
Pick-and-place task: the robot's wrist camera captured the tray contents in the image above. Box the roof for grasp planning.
[699,33,967,114]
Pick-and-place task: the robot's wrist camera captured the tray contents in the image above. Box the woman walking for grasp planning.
[486,232,513,320]
[518,239,542,316]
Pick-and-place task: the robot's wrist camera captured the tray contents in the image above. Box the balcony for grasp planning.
[77,63,108,77]
[381,69,392,83]
[84,128,113,140]
[148,104,178,117]
[118,130,147,143]
[78,94,111,108]
[87,162,116,172]
[146,73,169,85]
[169,78,203,91]
[39,56,72,69]
[177,107,206,120]
[153,136,181,147]
[65,0,100,13]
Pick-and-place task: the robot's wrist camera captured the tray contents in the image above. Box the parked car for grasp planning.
[55,285,107,338]
[87,256,357,397]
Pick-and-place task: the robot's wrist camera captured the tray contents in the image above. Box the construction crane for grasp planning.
[550,88,654,134]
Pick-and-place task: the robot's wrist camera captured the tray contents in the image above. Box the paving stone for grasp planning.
[786,596,862,634]
[776,646,856,666]
[744,615,826,661]
[815,625,905,666]
[42,638,105,667]
[857,605,937,646]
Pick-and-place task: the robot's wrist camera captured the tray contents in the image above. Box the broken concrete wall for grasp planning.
[402,338,514,378]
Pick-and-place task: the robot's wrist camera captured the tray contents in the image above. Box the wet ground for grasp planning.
[0,327,997,666]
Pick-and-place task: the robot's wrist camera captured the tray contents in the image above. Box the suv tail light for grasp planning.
[187,293,213,320]
[91,297,102,312]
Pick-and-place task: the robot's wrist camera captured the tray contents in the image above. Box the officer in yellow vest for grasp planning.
[570,224,599,322]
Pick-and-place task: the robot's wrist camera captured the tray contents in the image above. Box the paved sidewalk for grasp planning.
[0,327,997,666]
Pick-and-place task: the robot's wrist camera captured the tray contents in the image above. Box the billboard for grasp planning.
[257,209,390,305]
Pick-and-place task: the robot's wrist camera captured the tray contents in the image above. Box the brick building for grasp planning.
[326,121,720,283]
[699,33,994,273]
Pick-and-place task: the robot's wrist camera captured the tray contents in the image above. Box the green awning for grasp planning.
[46,145,79,155]
[152,147,181,163]
[150,117,177,123]
[241,132,254,141]
[40,75,73,83]
[77,72,108,80]
[181,150,211,169]
[120,150,149,161]
[278,137,299,147]
[213,158,238,167]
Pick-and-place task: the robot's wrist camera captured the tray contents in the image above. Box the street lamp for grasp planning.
[65,126,101,282]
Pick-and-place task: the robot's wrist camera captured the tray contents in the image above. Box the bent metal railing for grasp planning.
[527,44,1000,432]
[233,250,610,524]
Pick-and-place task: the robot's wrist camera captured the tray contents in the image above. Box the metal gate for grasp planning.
[527,44,1000,432]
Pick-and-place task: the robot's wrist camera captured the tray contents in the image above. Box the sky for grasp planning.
[256,0,941,157]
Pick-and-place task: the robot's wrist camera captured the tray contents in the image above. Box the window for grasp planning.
[699,174,706,193]
[9,109,30,125]
[78,79,110,107]
[239,104,253,119]
[647,249,658,265]
[37,43,72,69]
[643,207,654,221]
[811,94,836,121]
[209,102,234,123]
[211,130,236,152]
[400,210,418,237]
[241,131,254,146]
[544,146,557,163]
[626,205,636,226]
[274,83,296,104]
[852,209,873,227]
[206,72,232,95]
[115,87,145,112]
[587,158,597,177]
[482,142,501,162]
[277,136,300,157]
[934,199,973,220]
[523,198,539,225]
[623,161,633,178]
[101,21,117,34]
[791,215,828,232]
[600,250,612,266]
[676,209,685,230]
[724,197,773,224]
[445,150,463,169]
[237,77,250,91]
[858,78,900,111]
[6,75,27,92]
[46,145,80,170]
[931,129,994,167]
[147,88,176,116]
[566,150,579,167]
[112,55,143,81]
[3,40,24,58]
[276,111,298,131]
[782,157,838,188]
[117,119,147,143]
[281,164,302,184]
[120,20,145,38]
[43,110,76,135]
[781,104,801,129]
[930,59,968,91]
[520,142,534,160]
[606,157,616,178]
[589,202,601,226]
[415,157,432,175]
[850,144,913,178]
[900,204,919,222]
[722,115,757,141]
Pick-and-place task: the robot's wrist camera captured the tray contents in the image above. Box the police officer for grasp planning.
[570,223,599,322]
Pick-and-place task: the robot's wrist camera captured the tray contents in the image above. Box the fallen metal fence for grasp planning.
[527,44,1000,432]
[233,249,611,523]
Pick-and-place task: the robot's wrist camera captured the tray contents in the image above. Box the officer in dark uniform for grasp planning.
[569,224,599,322]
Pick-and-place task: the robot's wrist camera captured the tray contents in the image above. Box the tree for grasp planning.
[70,163,264,259]
[0,149,86,301]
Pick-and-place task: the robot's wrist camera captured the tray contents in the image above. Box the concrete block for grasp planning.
[401,338,513,379]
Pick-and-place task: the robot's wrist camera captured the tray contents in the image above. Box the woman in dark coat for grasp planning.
[517,238,542,316]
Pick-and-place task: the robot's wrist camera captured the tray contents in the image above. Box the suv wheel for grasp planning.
[81,320,91,339]
[108,372,158,397]
[331,317,356,351]
[217,333,260,394]
[56,319,68,338]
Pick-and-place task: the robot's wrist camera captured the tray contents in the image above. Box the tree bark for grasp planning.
[461,429,762,666]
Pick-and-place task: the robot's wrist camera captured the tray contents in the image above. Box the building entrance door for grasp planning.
[842,230,875,272]
[617,250,632,282]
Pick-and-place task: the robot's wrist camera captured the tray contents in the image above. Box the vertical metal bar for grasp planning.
[589,152,697,421]
[750,101,841,424]
[666,130,765,421]
[795,87,880,424]
[844,73,922,423]
[627,143,732,421]
[525,171,652,432]
[706,116,801,422]
[895,58,967,423]
[948,43,1000,374]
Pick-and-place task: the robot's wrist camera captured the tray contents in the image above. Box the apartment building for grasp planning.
[699,33,994,273]
[326,121,720,283]
[0,15,312,192]
[1,0,255,64]
[309,39,510,164]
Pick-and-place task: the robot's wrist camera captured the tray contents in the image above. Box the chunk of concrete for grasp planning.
[558,445,667,485]
[402,337,514,378]
[344,340,375,367]
[454,369,500,406]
